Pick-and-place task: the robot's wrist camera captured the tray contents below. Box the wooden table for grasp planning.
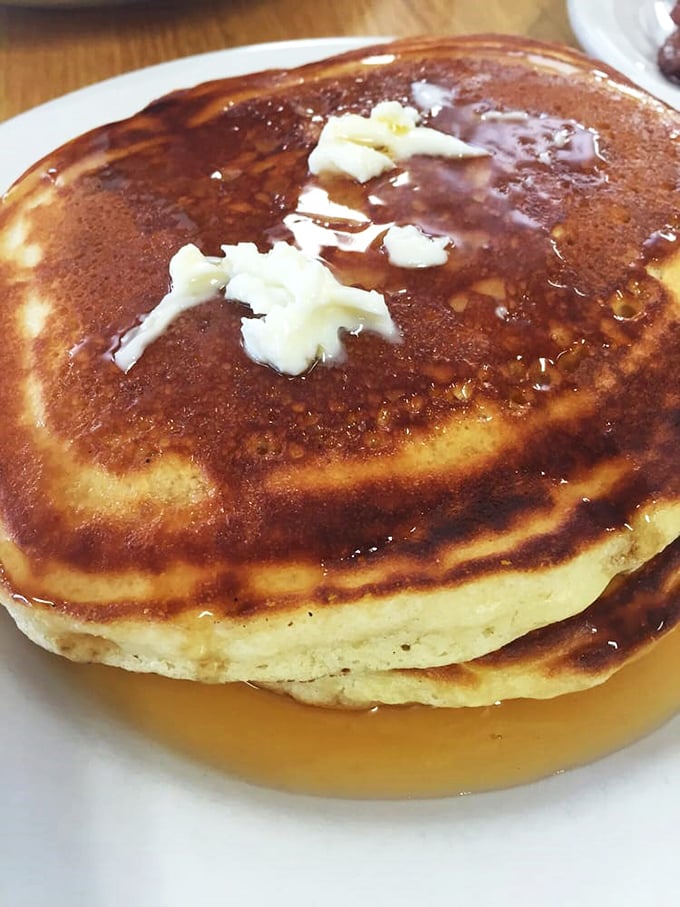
[0,0,576,123]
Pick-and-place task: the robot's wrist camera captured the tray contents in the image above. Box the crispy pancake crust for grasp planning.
[0,35,679,687]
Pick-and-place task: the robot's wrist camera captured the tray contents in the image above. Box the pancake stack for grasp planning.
[0,35,678,708]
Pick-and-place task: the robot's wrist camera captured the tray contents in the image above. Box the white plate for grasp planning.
[1,38,680,907]
[568,0,680,108]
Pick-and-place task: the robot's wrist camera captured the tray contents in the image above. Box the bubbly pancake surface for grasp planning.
[0,35,678,690]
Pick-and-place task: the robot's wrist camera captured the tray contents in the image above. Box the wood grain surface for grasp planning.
[0,0,576,123]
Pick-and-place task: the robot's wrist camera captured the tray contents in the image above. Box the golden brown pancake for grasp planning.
[0,35,678,695]
[267,538,680,707]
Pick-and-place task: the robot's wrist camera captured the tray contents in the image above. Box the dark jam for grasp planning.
[658,2,680,84]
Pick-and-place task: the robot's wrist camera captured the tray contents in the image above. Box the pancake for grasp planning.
[266,537,680,707]
[0,35,679,696]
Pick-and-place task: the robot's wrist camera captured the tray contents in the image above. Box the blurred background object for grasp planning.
[0,0,574,122]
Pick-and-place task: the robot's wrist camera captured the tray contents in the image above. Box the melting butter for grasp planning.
[480,109,530,122]
[113,245,225,373]
[308,100,489,183]
[382,224,449,268]
[113,242,400,376]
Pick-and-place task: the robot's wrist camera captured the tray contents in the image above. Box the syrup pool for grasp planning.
[60,625,680,799]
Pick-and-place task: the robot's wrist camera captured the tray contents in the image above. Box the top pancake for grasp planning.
[0,35,678,686]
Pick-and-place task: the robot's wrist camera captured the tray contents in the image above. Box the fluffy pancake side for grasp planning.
[265,538,680,707]
[0,35,678,687]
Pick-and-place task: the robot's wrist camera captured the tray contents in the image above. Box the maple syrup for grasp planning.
[61,625,680,799]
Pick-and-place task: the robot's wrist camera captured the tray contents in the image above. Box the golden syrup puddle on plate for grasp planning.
[60,626,680,799]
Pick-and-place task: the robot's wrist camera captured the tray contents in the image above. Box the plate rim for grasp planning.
[1,32,680,907]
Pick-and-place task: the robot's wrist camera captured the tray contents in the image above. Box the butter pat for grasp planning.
[383,225,449,268]
[226,242,399,374]
[113,245,227,373]
[480,109,529,122]
[113,242,400,376]
[308,101,489,183]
